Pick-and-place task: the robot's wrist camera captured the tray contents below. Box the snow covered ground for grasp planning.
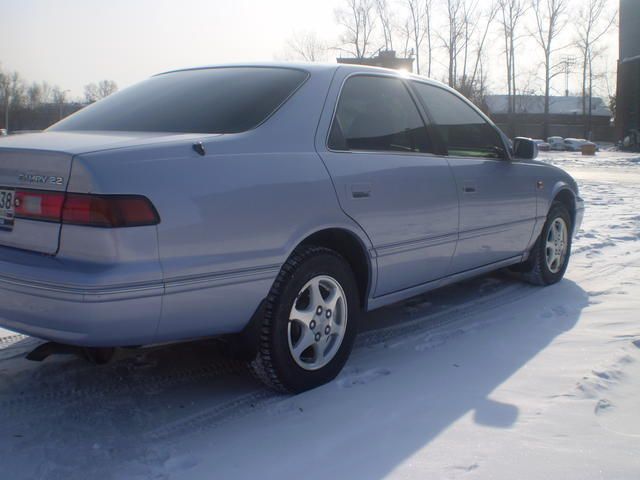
[1,150,640,480]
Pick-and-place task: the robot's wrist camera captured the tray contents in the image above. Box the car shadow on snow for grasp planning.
[0,272,589,479]
[291,275,589,479]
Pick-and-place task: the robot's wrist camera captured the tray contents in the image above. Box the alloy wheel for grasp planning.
[287,275,348,371]
[545,217,569,274]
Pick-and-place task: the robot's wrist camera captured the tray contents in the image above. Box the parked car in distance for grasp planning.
[533,139,551,151]
[0,63,584,393]
[0,129,7,137]
[564,138,598,152]
[547,136,565,150]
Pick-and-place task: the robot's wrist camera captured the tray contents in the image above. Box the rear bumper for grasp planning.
[0,245,274,347]
[0,242,165,346]
[0,272,163,347]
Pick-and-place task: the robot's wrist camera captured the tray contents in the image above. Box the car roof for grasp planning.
[156,62,447,87]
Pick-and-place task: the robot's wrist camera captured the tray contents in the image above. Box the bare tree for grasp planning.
[335,0,376,58]
[530,0,568,139]
[97,80,118,99]
[375,0,394,52]
[452,2,498,105]
[0,71,8,131]
[398,17,413,59]
[84,80,118,103]
[459,0,478,86]
[84,83,99,103]
[441,0,466,88]
[575,0,616,138]
[52,86,71,120]
[498,0,527,134]
[26,81,53,109]
[406,0,428,74]
[285,31,328,62]
[0,69,24,132]
[424,0,434,77]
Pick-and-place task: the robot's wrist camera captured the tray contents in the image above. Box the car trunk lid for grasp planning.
[0,148,72,254]
[0,130,214,254]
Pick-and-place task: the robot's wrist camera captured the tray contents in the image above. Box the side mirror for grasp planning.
[512,137,538,160]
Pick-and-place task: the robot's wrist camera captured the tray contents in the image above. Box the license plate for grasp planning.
[0,188,15,231]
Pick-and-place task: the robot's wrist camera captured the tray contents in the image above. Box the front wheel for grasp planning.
[517,201,573,286]
[250,246,360,393]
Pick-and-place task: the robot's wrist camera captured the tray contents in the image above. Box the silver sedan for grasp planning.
[0,63,583,392]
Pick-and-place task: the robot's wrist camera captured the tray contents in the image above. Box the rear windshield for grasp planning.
[49,67,308,134]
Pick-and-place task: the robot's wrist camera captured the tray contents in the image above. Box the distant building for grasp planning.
[484,95,613,141]
[616,0,640,149]
[337,50,414,72]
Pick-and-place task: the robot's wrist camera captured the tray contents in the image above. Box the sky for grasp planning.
[0,0,619,100]
[0,0,343,97]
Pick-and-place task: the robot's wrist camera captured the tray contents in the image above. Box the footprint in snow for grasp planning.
[337,368,391,388]
[595,398,613,415]
[415,329,465,351]
[452,463,479,473]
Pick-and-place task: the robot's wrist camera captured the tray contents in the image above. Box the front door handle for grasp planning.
[351,183,371,198]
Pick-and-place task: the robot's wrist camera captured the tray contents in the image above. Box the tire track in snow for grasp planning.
[146,390,280,441]
[356,282,534,349]
[0,279,531,418]
[0,357,246,413]
[144,281,538,442]
[0,278,539,443]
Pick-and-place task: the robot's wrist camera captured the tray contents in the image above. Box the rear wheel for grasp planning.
[250,246,359,393]
[517,201,573,286]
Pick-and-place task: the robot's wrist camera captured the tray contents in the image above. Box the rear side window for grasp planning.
[412,82,504,158]
[329,75,432,154]
[49,67,308,134]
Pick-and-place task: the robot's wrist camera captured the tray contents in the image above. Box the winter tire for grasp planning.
[250,246,360,393]
[518,201,573,286]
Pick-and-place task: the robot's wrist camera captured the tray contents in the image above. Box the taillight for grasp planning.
[15,190,65,222]
[15,190,159,227]
[62,194,159,227]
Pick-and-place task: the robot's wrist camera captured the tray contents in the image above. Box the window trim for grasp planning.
[325,72,440,157]
[408,79,512,161]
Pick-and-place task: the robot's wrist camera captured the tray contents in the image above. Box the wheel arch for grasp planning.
[234,226,373,363]
[296,227,373,310]
[552,186,577,227]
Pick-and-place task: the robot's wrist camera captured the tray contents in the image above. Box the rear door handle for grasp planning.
[351,183,371,198]
[463,182,477,194]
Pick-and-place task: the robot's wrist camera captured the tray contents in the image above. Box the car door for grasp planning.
[410,81,538,273]
[316,73,459,297]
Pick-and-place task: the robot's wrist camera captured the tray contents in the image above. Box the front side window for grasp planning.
[49,67,308,134]
[412,82,505,158]
[329,75,432,153]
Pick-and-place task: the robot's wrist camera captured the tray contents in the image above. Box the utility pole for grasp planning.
[587,55,593,140]
[58,90,70,120]
[561,56,576,97]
